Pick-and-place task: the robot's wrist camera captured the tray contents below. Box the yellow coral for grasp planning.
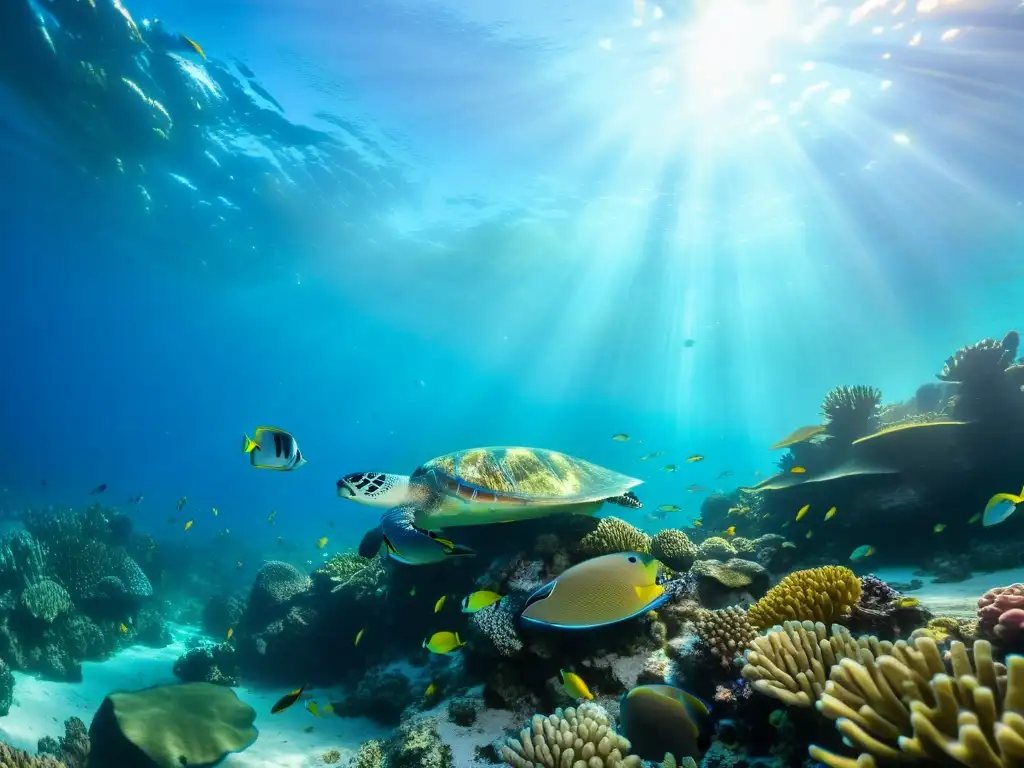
[651,529,697,571]
[580,517,651,556]
[500,702,641,768]
[696,537,736,560]
[810,638,1018,768]
[747,566,861,630]
[695,607,756,668]
[741,620,892,707]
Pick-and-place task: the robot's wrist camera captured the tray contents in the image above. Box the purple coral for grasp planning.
[978,583,1024,641]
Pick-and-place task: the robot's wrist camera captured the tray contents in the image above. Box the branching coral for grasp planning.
[651,530,697,571]
[809,638,1019,767]
[317,551,387,597]
[580,517,651,556]
[821,385,883,442]
[37,717,90,768]
[741,620,890,707]
[747,566,861,630]
[500,703,641,768]
[937,331,1019,384]
[695,607,756,669]
[0,743,66,767]
[21,580,72,623]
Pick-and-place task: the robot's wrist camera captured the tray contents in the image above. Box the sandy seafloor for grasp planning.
[1,567,1021,766]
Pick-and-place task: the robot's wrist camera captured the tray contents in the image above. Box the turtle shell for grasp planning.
[412,447,641,506]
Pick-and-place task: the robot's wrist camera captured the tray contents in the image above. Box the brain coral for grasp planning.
[977,582,1024,642]
[651,529,697,571]
[21,579,72,623]
[580,517,650,556]
[500,702,640,768]
[747,566,861,630]
[251,561,311,608]
[696,537,736,560]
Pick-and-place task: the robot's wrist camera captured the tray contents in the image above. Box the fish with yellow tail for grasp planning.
[519,552,668,630]
[423,631,464,655]
[305,701,319,717]
[271,685,306,714]
[184,520,194,532]
[316,537,328,549]
[226,627,233,641]
[462,590,502,613]
[242,426,307,471]
[425,682,438,698]
[983,485,1024,527]
[560,670,594,700]
[850,544,875,561]
[823,507,837,521]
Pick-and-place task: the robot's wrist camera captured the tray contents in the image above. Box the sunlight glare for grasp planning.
[684,0,798,104]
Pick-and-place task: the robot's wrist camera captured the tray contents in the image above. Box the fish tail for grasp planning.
[1018,484,1024,500]
[242,434,258,453]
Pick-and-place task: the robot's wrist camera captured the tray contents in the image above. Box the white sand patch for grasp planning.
[0,623,391,767]
[873,566,1024,619]
[436,701,519,768]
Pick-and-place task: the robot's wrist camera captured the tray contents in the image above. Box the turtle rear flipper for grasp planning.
[380,506,476,565]
[606,490,642,509]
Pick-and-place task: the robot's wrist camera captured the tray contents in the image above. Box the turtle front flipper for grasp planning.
[379,506,476,565]
[358,525,386,558]
[606,491,642,509]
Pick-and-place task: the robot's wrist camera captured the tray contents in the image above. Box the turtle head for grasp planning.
[337,472,411,507]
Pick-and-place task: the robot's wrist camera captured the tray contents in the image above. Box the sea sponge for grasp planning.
[747,566,861,630]
[741,620,890,707]
[580,517,651,557]
[821,385,882,441]
[696,537,735,560]
[500,702,641,768]
[86,681,258,767]
[651,530,697,571]
[695,607,756,668]
[809,638,1018,767]
[21,580,72,623]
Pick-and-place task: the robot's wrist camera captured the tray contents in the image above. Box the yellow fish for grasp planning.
[180,34,207,59]
[806,531,813,539]
[425,682,437,698]
[791,467,807,474]
[781,542,796,549]
[177,496,187,511]
[316,537,328,549]
[305,701,319,717]
[983,486,1024,527]
[897,597,920,609]
[685,454,704,463]
[226,627,233,641]
[968,513,982,524]
[560,670,594,700]
[933,524,946,534]
[119,623,128,634]
[322,703,333,715]
[354,628,365,647]
[795,504,810,522]
[824,507,837,521]
[663,464,678,472]
[461,590,502,613]
[184,520,194,532]
[724,526,736,537]
[434,595,446,613]
[692,520,703,527]
[423,631,464,654]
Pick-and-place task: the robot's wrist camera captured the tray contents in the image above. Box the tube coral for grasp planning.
[500,703,641,768]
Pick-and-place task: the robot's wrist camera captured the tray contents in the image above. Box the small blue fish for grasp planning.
[982,486,1024,528]
[849,544,875,562]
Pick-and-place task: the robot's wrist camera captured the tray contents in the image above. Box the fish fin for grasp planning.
[634,584,665,604]
[522,580,556,611]
[1018,484,1024,501]
[444,543,477,558]
[242,434,259,453]
[427,531,476,558]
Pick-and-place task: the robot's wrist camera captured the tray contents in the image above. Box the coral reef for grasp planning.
[696,537,735,561]
[651,529,697,571]
[810,638,1015,766]
[978,583,1024,646]
[695,607,756,669]
[580,518,651,556]
[247,561,311,624]
[21,580,73,623]
[821,384,883,442]
[334,664,414,725]
[315,551,388,598]
[37,717,90,768]
[173,643,239,686]
[741,620,889,707]
[747,566,861,630]
[0,743,66,767]
[0,657,14,716]
[500,703,641,768]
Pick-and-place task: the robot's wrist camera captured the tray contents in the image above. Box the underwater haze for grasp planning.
[2,0,1024,766]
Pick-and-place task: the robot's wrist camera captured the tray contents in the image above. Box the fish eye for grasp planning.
[628,555,637,563]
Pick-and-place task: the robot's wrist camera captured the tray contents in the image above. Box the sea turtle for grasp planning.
[337,446,643,565]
